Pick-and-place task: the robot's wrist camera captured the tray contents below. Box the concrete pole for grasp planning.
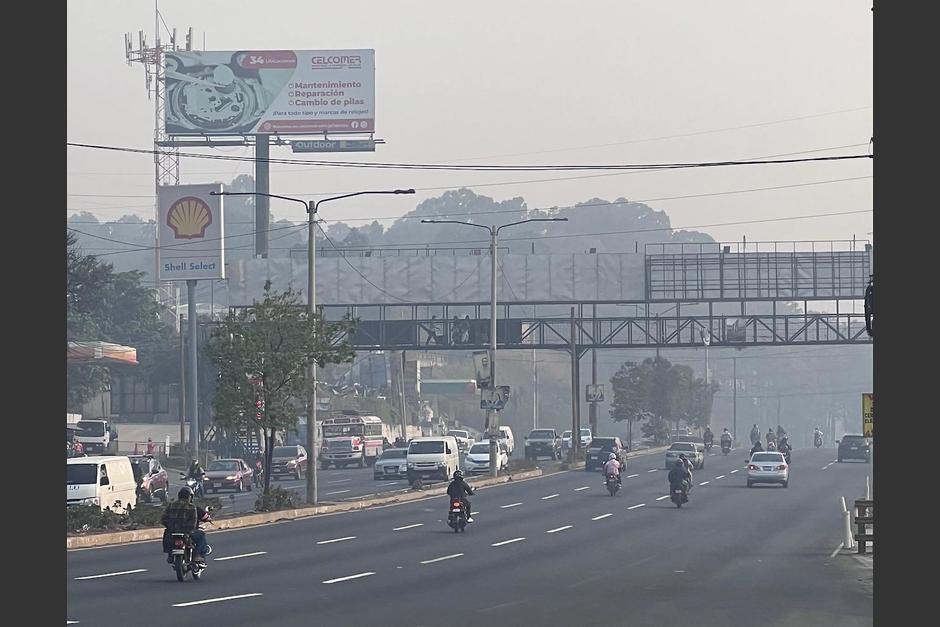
[179,314,186,451]
[570,307,581,461]
[589,348,598,437]
[186,280,199,460]
[306,203,318,505]
[255,135,270,258]
[400,351,408,441]
[532,348,538,430]
[732,357,737,444]
[488,228,499,478]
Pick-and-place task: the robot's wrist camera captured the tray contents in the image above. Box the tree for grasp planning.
[206,286,356,493]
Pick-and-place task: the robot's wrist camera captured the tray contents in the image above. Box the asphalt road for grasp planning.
[68,447,872,627]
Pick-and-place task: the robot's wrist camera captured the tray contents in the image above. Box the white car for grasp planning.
[665,442,704,470]
[446,430,474,453]
[464,441,509,475]
[561,428,593,451]
[746,451,789,488]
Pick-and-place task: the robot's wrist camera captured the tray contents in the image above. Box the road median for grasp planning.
[67,467,542,549]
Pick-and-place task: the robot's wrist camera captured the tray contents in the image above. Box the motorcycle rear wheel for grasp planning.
[174,555,185,582]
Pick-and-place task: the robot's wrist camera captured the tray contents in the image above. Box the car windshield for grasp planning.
[580,429,591,436]
[208,461,239,471]
[409,441,445,454]
[469,443,490,454]
[668,443,696,452]
[842,436,866,444]
[448,431,468,438]
[591,438,617,449]
[529,430,555,438]
[67,463,97,485]
[379,449,406,459]
[76,421,105,437]
[273,447,299,458]
[752,453,784,462]
[323,424,364,437]
[562,431,572,438]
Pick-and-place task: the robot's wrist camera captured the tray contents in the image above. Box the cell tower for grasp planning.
[124,3,192,307]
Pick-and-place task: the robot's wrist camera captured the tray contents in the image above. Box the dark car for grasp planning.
[524,429,562,460]
[271,445,308,480]
[205,458,255,492]
[837,435,871,463]
[586,437,627,471]
[128,455,168,504]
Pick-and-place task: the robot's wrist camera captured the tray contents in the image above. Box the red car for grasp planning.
[129,455,169,504]
[204,459,255,493]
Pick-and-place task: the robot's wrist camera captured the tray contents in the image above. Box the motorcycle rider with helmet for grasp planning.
[813,427,824,447]
[604,452,622,486]
[446,469,475,523]
[749,439,764,457]
[161,487,211,564]
[703,427,714,450]
[720,428,733,448]
[668,459,692,503]
[766,429,777,446]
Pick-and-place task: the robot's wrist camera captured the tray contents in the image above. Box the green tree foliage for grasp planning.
[206,286,356,493]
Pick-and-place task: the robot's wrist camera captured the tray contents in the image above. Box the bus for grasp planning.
[319,413,385,469]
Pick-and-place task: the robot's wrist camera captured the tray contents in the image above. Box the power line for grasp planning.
[67,141,872,172]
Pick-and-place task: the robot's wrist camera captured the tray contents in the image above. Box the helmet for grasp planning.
[178,486,194,501]
[608,453,617,461]
[453,470,463,480]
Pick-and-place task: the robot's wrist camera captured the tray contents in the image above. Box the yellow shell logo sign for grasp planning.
[167,196,213,239]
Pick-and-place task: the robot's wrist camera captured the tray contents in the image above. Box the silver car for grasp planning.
[373,448,408,480]
[665,442,704,470]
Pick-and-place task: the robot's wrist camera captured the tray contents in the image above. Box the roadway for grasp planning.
[67,447,872,626]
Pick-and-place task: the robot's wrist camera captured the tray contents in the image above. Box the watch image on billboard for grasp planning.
[164,49,375,136]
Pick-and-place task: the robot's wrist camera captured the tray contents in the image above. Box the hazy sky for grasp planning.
[67,0,872,245]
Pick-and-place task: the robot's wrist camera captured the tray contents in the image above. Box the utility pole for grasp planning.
[732,357,737,443]
[186,280,199,460]
[179,314,186,450]
[589,303,598,437]
[532,348,539,430]
[570,307,581,460]
[399,351,408,441]
[255,135,270,258]
[306,200,318,505]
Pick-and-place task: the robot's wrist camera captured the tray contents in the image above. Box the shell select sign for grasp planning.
[157,184,225,281]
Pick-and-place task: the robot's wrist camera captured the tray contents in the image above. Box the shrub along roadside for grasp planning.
[67,496,223,535]
[254,486,298,512]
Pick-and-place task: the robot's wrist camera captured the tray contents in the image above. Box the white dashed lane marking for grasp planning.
[500,502,523,509]
[592,513,613,520]
[627,503,646,510]
[546,525,573,534]
[656,495,670,501]
[420,553,464,565]
[172,593,263,607]
[317,536,356,545]
[574,486,591,491]
[627,474,639,478]
[322,572,375,584]
[214,552,267,561]
[492,537,526,547]
[393,523,424,531]
[74,569,147,581]
[542,494,560,500]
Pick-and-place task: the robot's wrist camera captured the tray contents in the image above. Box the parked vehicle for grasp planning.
[373,448,409,480]
[74,419,119,455]
[447,497,467,533]
[561,428,593,454]
[446,429,474,453]
[524,429,562,460]
[204,458,254,492]
[746,451,790,487]
[464,441,509,474]
[320,413,385,469]
[497,426,515,456]
[128,455,168,504]
[837,435,871,463]
[67,456,137,513]
[271,445,307,480]
[586,437,627,471]
[406,436,460,484]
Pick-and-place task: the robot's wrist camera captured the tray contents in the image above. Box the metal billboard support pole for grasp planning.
[187,279,199,460]
[179,314,186,451]
[570,307,581,462]
[488,228,499,477]
[255,135,270,258]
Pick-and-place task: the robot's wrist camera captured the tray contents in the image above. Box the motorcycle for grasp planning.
[704,440,713,452]
[721,441,731,455]
[814,435,823,448]
[670,483,688,509]
[170,532,206,581]
[181,474,205,498]
[606,473,620,496]
[447,498,467,533]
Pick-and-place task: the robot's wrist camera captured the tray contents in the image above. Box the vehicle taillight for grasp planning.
[776,464,787,471]
[747,464,758,471]
[173,538,184,548]
[451,499,461,508]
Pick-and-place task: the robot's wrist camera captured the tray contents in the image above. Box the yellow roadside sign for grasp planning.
[862,393,874,438]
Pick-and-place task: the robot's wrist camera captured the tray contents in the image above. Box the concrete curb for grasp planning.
[67,468,543,550]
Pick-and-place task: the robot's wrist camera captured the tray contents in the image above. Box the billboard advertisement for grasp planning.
[862,393,873,438]
[157,184,225,281]
[164,49,375,135]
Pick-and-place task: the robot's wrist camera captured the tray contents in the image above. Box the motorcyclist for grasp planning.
[252,452,264,487]
[766,440,777,451]
[604,452,622,486]
[446,469,475,523]
[161,487,211,564]
[813,427,824,446]
[765,429,777,446]
[720,428,733,448]
[778,435,791,460]
[749,440,764,457]
[750,424,760,445]
[703,427,714,449]
[776,425,786,440]
[668,459,692,502]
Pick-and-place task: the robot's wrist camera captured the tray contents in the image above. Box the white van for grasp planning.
[67,456,137,513]
[498,426,515,456]
[406,436,460,483]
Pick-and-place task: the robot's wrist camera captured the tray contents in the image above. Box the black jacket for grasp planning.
[668,466,690,486]
[446,477,475,500]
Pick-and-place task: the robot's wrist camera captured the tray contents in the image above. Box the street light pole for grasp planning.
[214,188,414,505]
[422,217,567,477]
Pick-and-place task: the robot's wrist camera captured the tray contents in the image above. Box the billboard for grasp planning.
[157,184,225,281]
[862,393,873,438]
[164,49,375,135]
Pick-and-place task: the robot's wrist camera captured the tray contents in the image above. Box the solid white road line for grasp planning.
[327,479,352,484]
[715,475,725,480]
[172,593,263,607]
[542,493,560,500]
[627,474,640,478]
[546,525,573,534]
[393,523,424,531]
[656,495,670,501]
[592,513,613,520]
[421,553,464,564]
[500,502,523,509]
[322,572,376,584]
[317,536,356,545]
[492,537,526,547]
[74,569,147,580]
[214,552,267,561]
[627,503,646,510]
[730,469,739,474]
[574,486,591,491]
[699,481,710,486]
[326,489,351,495]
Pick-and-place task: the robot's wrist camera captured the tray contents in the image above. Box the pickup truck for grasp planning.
[524,429,562,460]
